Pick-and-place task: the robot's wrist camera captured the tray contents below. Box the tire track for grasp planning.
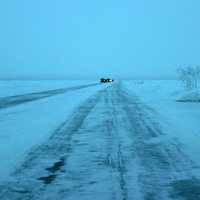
[117,83,200,200]
[0,88,104,200]
[0,82,199,200]
[103,88,129,200]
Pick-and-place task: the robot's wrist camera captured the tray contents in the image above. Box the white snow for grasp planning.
[0,81,105,181]
[1,79,200,190]
[177,89,200,102]
[123,80,200,171]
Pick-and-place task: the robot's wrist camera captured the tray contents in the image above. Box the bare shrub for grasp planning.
[177,66,200,90]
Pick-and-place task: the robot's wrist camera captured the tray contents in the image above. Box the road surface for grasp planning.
[0,82,199,200]
[0,83,99,110]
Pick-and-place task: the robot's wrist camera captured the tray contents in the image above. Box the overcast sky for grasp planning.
[0,0,200,79]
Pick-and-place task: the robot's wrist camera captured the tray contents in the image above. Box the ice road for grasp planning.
[0,82,200,200]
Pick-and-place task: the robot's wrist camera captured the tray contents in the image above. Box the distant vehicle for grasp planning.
[100,78,114,83]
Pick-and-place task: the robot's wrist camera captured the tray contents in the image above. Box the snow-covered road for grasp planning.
[0,83,99,110]
[0,82,200,200]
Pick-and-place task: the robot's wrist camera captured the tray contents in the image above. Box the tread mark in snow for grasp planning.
[0,88,104,199]
[0,82,199,200]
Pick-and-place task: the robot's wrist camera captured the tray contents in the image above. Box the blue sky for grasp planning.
[0,0,200,79]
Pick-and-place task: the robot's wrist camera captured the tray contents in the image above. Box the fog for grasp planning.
[0,0,200,79]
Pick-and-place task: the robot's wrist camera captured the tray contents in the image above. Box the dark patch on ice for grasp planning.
[38,174,57,185]
[38,157,65,185]
[46,157,65,173]
[170,178,200,200]
[88,181,98,185]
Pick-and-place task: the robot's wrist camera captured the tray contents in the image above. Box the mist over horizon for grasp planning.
[0,72,177,81]
[1,0,200,79]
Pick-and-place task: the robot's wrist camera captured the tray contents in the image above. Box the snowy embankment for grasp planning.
[0,80,95,97]
[124,80,200,170]
[0,81,104,181]
[177,89,200,102]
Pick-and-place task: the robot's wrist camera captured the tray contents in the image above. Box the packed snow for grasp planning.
[0,80,200,199]
[0,81,105,181]
[124,80,200,168]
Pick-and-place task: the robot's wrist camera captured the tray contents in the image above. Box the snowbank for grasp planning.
[177,89,200,102]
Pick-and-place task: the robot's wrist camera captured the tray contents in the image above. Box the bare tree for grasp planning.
[195,66,200,88]
[177,66,200,90]
[177,67,191,90]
